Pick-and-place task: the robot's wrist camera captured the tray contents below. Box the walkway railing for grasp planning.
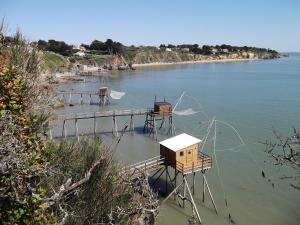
[175,152,212,174]
[57,108,152,121]
[122,156,165,178]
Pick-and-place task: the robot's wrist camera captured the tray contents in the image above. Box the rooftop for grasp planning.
[159,133,202,152]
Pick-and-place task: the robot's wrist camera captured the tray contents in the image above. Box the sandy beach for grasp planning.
[132,58,258,68]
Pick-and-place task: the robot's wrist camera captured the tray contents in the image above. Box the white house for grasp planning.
[74,51,85,57]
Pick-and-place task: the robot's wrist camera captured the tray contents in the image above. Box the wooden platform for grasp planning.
[122,152,212,178]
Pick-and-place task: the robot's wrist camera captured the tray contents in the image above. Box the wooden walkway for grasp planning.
[122,156,165,179]
[58,108,151,121]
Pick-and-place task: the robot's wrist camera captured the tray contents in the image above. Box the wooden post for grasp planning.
[93,112,96,136]
[153,115,157,140]
[112,115,114,135]
[129,114,134,134]
[69,93,72,104]
[202,173,205,202]
[165,166,168,194]
[63,93,66,104]
[143,113,148,133]
[75,118,79,142]
[80,93,83,104]
[89,94,92,105]
[175,170,178,188]
[112,115,119,137]
[159,115,165,129]
[193,172,195,195]
[183,174,187,208]
[62,120,67,138]
[168,115,174,136]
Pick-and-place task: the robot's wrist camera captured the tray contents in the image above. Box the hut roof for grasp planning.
[159,133,202,152]
[154,101,171,106]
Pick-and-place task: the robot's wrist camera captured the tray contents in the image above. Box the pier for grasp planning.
[50,108,175,140]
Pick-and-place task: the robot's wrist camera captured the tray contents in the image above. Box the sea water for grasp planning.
[54,54,300,225]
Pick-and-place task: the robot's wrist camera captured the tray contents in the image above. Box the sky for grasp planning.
[0,0,299,52]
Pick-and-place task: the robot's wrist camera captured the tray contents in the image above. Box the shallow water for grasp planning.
[53,54,300,225]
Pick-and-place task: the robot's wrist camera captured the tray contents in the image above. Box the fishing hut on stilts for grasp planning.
[143,97,175,139]
[123,133,217,224]
[99,87,110,106]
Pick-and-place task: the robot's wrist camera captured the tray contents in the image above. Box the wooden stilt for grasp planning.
[153,115,158,140]
[112,115,119,137]
[168,115,175,136]
[63,94,66,104]
[193,172,196,195]
[184,176,202,224]
[93,112,96,137]
[183,175,187,208]
[129,114,134,134]
[69,93,72,104]
[115,116,118,137]
[165,166,168,194]
[112,115,115,135]
[62,120,67,138]
[203,174,218,214]
[202,173,206,202]
[159,115,165,129]
[80,93,83,104]
[75,118,79,142]
[89,94,92,105]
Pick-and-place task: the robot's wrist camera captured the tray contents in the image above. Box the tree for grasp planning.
[202,45,212,55]
[37,40,48,50]
[167,44,176,49]
[263,128,300,189]
[90,40,105,51]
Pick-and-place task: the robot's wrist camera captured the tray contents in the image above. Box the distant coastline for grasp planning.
[132,58,260,68]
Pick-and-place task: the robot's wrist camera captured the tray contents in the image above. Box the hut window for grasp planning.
[180,151,184,156]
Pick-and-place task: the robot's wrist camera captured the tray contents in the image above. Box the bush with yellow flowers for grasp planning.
[0,33,55,224]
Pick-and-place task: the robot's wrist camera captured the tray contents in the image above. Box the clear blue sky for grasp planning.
[1,0,299,52]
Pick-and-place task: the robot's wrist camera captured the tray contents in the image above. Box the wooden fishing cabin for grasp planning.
[154,101,172,115]
[159,133,212,174]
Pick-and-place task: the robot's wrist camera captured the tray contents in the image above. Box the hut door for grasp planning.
[186,149,193,164]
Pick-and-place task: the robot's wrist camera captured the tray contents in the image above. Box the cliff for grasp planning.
[43,46,280,72]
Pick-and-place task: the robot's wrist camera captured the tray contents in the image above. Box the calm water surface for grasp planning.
[54,54,300,225]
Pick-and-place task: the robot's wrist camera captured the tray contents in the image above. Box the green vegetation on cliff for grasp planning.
[43,51,69,72]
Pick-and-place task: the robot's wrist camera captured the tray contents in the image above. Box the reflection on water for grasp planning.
[53,55,300,225]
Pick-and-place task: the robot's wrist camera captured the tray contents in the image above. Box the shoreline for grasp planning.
[132,58,260,68]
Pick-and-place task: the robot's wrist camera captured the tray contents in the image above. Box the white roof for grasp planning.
[159,133,202,152]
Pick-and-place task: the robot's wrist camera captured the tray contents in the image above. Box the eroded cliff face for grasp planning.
[131,50,279,64]
[60,48,280,72]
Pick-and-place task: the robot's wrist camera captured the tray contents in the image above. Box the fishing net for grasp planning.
[110,90,126,100]
[172,92,206,117]
[173,108,199,116]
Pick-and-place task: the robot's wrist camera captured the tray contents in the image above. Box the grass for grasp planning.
[43,52,69,72]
